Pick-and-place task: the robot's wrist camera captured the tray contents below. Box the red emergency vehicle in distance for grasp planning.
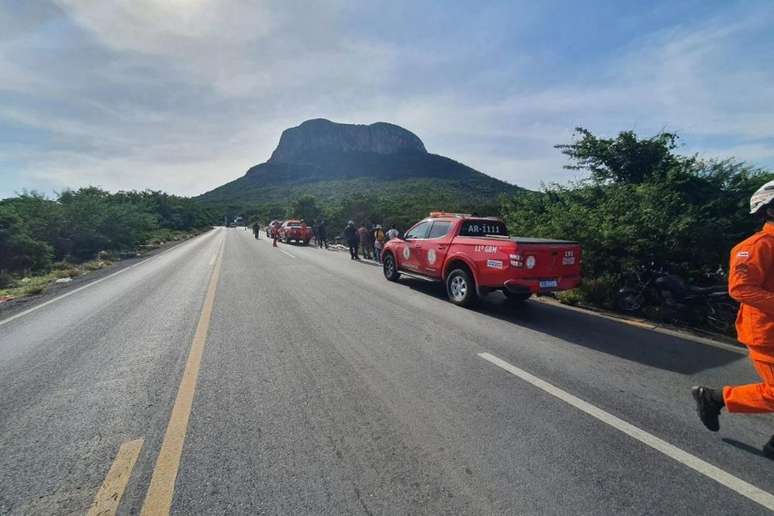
[278,219,313,245]
[265,220,283,238]
[381,212,582,306]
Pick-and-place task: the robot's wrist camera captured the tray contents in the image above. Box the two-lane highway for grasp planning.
[1,227,772,515]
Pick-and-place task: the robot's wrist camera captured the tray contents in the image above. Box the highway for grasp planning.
[0,227,772,515]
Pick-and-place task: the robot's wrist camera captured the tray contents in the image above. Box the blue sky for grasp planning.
[1,0,773,199]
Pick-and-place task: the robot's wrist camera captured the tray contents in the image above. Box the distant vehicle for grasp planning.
[266,220,282,238]
[278,220,312,245]
[381,212,582,306]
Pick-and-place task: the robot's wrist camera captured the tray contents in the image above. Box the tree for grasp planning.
[0,205,52,273]
[502,128,774,318]
[555,127,679,184]
[288,194,322,223]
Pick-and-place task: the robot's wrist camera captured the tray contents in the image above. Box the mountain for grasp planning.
[196,119,521,219]
[269,119,426,162]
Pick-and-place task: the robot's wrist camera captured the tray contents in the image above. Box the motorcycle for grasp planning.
[616,265,738,334]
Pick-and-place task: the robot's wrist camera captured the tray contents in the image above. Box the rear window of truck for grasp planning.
[459,220,508,237]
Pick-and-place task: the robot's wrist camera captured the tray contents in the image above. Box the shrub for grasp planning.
[502,128,773,326]
[0,271,13,289]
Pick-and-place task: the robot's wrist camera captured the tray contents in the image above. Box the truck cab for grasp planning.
[381,212,582,306]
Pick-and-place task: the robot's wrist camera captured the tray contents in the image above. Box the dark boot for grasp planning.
[691,386,724,432]
[763,436,774,460]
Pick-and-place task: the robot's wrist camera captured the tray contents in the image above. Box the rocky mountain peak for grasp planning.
[268,119,427,164]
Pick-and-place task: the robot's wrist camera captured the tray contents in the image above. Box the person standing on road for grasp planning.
[253,221,261,239]
[317,220,328,249]
[311,220,319,247]
[373,224,385,263]
[692,180,774,459]
[271,224,279,247]
[343,221,359,260]
[358,224,372,260]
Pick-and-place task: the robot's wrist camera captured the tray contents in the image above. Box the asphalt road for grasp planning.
[1,227,773,515]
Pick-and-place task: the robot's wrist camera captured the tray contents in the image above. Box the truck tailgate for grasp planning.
[515,242,581,279]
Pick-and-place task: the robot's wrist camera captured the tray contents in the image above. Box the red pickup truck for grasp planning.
[278,220,312,245]
[381,212,582,306]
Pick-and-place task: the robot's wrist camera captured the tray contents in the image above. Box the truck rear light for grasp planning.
[509,254,523,268]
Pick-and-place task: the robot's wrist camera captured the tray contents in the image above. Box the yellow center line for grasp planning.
[87,438,144,516]
[140,237,225,516]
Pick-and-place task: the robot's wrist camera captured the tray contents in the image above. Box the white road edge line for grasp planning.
[0,229,219,328]
[278,248,296,259]
[478,352,774,512]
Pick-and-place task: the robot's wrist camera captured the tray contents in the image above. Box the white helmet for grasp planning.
[750,180,774,214]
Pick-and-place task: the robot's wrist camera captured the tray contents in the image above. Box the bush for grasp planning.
[502,128,773,327]
[0,271,12,289]
[0,187,212,275]
[557,275,620,309]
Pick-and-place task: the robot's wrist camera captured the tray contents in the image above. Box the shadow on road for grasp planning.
[722,438,768,459]
[352,259,382,269]
[398,277,742,375]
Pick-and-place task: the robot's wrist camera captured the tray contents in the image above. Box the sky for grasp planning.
[1,0,773,199]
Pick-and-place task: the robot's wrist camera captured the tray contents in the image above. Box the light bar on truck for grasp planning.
[429,212,472,218]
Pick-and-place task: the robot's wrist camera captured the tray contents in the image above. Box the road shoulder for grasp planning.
[0,228,214,322]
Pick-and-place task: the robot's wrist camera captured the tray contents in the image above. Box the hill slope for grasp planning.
[196,119,520,216]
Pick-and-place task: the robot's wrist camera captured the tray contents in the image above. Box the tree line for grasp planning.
[0,188,213,279]
[501,128,773,309]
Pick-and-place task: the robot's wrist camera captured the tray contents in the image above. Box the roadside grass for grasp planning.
[0,259,112,299]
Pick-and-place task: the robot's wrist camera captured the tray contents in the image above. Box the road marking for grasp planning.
[140,239,224,516]
[0,229,218,329]
[278,248,296,259]
[478,352,774,512]
[87,438,144,516]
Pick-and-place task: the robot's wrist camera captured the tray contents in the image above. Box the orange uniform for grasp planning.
[723,223,774,412]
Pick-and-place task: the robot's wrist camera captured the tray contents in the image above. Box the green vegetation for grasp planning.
[197,150,519,233]
[0,188,212,297]
[501,128,773,314]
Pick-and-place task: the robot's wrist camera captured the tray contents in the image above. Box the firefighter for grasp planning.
[692,179,774,458]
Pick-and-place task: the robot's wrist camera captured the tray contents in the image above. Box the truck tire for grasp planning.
[503,290,531,303]
[383,253,400,281]
[446,267,479,307]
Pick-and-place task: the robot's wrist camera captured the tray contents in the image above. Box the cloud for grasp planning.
[1,1,772,200]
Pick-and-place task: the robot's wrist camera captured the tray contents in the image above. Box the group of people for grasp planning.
[241,181,774,458]
[342,221,398,262]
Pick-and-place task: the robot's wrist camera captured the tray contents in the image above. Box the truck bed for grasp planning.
[470,235,578,245]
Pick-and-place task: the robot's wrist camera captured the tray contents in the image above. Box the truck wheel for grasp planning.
[383,253,400,281]
[503,290,531,303]
[446,268,478,307]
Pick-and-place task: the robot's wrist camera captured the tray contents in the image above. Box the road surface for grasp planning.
[0,227,772,515]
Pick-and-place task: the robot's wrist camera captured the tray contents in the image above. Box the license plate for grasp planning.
[539,280,558,289]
